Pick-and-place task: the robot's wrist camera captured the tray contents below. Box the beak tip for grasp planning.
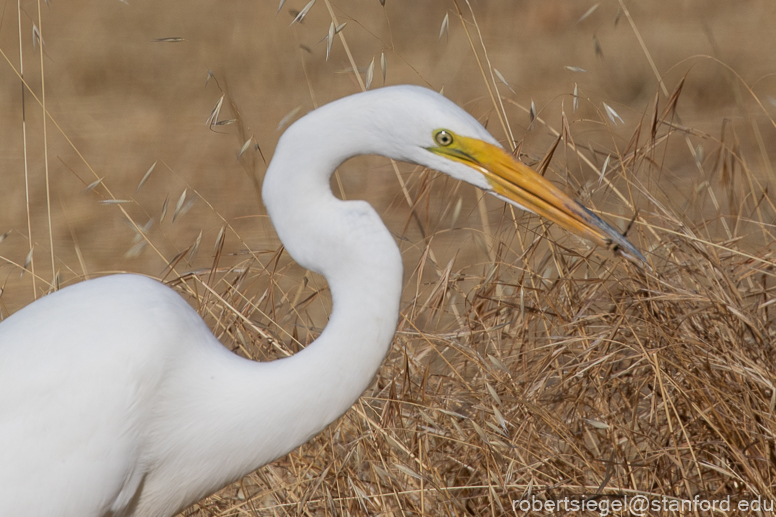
[613,243,647,268]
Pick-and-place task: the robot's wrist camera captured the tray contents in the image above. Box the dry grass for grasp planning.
[2,0,776,515]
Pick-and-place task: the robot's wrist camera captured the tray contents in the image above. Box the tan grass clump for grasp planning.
[185,193,776,516]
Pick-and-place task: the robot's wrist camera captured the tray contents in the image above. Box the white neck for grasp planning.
[145,98,404,514]
[253,98,406,459]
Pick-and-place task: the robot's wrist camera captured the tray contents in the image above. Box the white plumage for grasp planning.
[0,85,641,516]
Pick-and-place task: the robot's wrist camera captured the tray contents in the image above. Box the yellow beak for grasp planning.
[429,132,645,264]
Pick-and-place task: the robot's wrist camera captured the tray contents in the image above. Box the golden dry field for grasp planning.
[2,0,776,515]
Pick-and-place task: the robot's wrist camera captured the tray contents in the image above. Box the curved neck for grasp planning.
[259,99,405,427]
[152,103,405,514]
[191,99,404,490]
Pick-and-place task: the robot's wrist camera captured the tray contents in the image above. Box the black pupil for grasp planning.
[438,132,451,145]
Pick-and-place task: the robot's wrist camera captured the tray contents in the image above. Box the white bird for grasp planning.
[0,85,643,517]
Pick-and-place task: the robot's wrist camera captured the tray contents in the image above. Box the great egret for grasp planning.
[0,85,643,517]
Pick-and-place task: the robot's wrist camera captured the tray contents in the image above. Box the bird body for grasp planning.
[0,270,400,516]
[0,85,641,516]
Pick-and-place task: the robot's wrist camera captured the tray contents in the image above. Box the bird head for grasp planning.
[362,85,645,264]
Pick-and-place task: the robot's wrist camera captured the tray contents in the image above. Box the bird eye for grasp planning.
[434,130,454,146]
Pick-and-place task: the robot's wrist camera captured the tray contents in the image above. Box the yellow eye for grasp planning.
[434,130,454,146]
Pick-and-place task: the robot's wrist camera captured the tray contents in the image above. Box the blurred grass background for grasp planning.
[2,0,776,515]
[3,0,775,305]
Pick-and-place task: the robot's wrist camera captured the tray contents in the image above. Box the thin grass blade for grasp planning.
[277,106,302,131]
[83,178,104,194]
[326,22,335,60]
[438,13,449,41]
[173,188,187,223]
[494,69,515,94]
[577,3,599,23]
[573,83,579,112]
[160,195,169,223]
[238,138,252,160]
[290,0,315,26]
[603,102,624,124]
[365,57,374,90]
[136,161,157,192]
